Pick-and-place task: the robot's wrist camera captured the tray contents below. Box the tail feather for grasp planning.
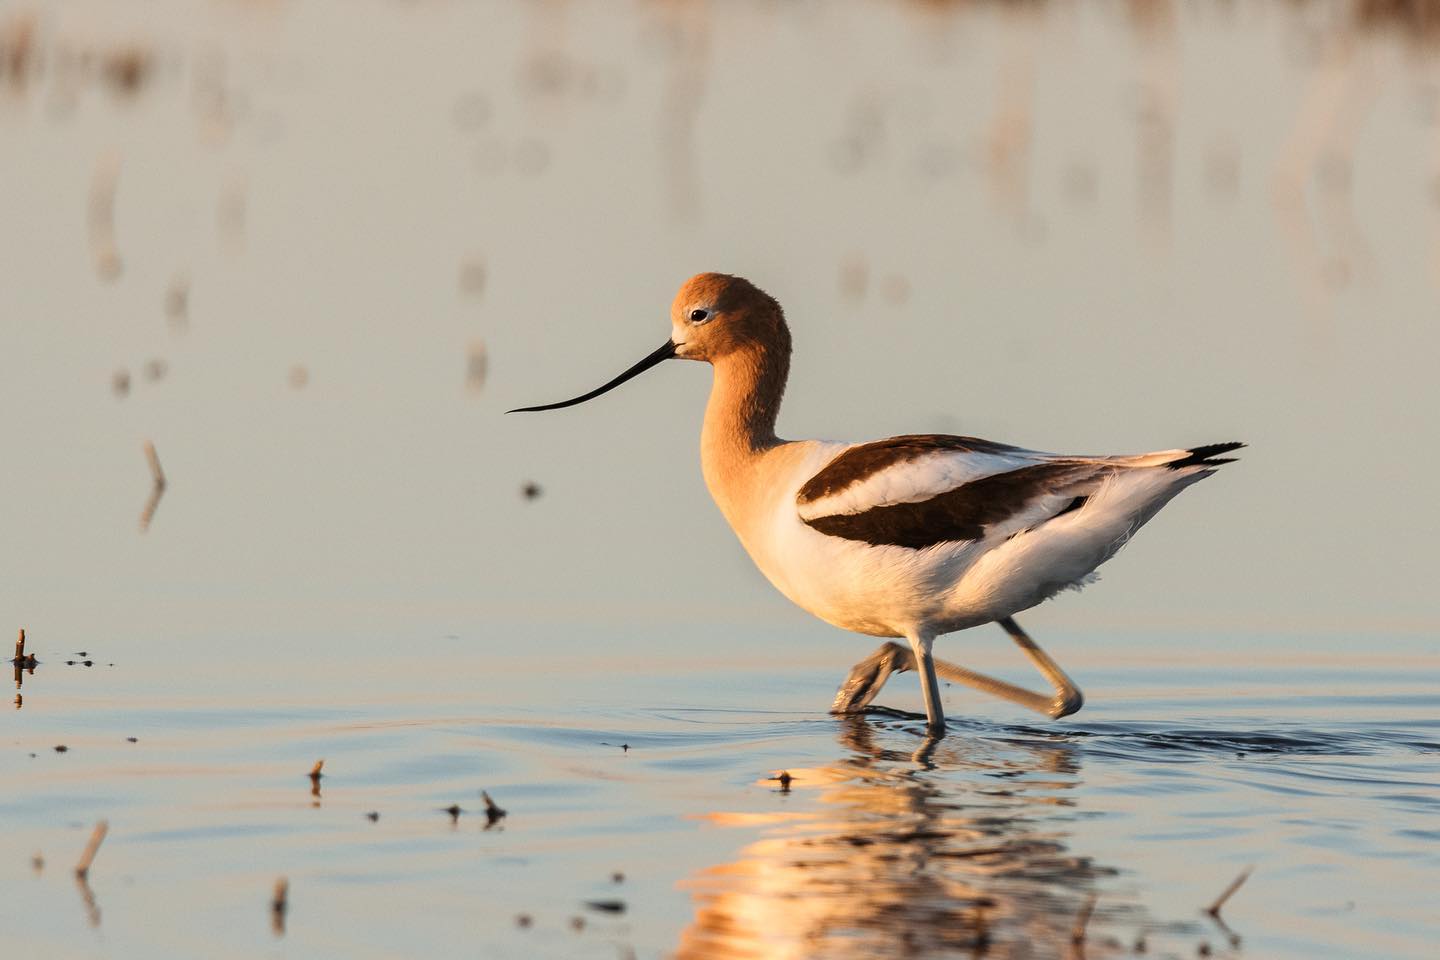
[1165,442,1245,469]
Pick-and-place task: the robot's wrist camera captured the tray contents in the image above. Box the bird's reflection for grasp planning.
[676,718,1136,959]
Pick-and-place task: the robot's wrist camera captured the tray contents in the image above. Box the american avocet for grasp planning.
[512,274,1242,737]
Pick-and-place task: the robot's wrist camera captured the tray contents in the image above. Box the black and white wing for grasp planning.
[796,435,1242,550]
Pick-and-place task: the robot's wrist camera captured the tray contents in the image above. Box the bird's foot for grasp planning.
[830,641,913,714]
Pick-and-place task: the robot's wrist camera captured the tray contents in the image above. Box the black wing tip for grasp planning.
[1167,441,1246,469]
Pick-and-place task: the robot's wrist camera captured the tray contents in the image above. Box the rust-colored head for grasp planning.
[670,273,788,363]
[508,272,789,415]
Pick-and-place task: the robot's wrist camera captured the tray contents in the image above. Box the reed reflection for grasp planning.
[677,719,1135,960]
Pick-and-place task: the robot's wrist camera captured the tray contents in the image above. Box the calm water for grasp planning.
[3,1,1439,957]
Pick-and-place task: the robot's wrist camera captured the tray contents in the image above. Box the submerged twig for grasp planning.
[1206,866,1252,917]
[75,820,108,878]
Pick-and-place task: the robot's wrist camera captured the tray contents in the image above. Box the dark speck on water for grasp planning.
[53,745,67,753]
[521,481,542,501]
[584,899,626,915]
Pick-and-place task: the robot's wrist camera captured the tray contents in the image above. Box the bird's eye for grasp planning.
[689,308,710,323]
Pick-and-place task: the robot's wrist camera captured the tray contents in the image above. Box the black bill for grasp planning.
[507,340,677,413]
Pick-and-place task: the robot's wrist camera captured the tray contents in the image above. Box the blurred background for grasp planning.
[3,0,1438,653]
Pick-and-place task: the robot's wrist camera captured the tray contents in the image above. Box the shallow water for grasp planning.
[5,628,1437,959]
[3,1,1439,957]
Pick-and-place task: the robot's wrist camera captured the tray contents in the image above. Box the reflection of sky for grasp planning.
[1,0,1437,660]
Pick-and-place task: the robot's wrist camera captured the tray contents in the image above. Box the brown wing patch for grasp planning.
[802,462,1099,549]
[796,434,1025,505]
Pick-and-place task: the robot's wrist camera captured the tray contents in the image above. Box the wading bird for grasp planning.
[512,274,1241,737]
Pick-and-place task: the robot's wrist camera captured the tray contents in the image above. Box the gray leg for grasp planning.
[907,631,947,738]
[830,618,1083,721]
[997,617,1084,718]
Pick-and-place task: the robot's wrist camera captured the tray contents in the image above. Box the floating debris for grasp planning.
[515,913,532,929]
[111,369,131,398]
[308,760,323,798]
[481,790,507,827]
[125,737,137,743]
[271,877,288,936]
[570,915,586,931]
[521,481,542,501]
[54,745,68,753]
[365,811,379,823]
[443,804,461,823]
[611,871,625,884]
[74,820,108,879]
[31,852,44,875]
[583,899,626,915]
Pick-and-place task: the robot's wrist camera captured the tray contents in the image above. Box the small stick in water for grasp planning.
[1071,893,1097,944]
[481,790,507,826]
[75,820,108,878]
[271,877,288,936]
[139,442,167,532]
[14,627,23,662]
[308,760,323,798]
[1205,866,1252,917]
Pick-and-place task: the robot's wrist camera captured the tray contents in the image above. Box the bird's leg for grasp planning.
[996,616,1084,718]
[911,620,1084,719]
[831,619,1083,723]
[907,631,947,738]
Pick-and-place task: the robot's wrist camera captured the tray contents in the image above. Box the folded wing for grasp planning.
[796,435,1242,550]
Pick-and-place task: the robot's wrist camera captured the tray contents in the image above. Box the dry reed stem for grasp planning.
[14,627,24,661]
[139,442,167,532]
[74,820,108,878]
